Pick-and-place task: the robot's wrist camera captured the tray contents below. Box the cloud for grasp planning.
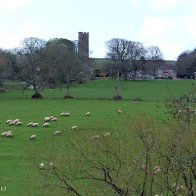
[137,16,187,59]
[152,0,185,11]
[0,22,39,49]
[0,0,31,10]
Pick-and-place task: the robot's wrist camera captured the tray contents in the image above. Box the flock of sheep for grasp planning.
[1,109,122,140]
[1,109,122,171]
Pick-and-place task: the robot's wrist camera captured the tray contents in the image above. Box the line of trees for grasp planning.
[105,38,164,80]
[0,37,89,98]
[1,36,196,98]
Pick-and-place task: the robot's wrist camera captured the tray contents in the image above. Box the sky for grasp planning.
[0,0,196,60]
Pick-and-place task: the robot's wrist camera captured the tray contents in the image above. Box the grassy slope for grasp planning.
[0,79,194,195]
[1,79,194,100]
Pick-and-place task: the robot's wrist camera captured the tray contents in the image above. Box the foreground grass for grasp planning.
[0,79,195,195]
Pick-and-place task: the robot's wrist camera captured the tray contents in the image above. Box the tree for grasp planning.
[176,49,196,78]
[128,42,146,80]
[0,49,18,86]
[106,38,132,80]
[146,46,164,77]
[106,39,146,81]
[16,37,47,98]
[0,49,7,86]
[45,38,83,98]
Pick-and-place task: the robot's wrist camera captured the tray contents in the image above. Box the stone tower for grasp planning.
[78,32,89,64]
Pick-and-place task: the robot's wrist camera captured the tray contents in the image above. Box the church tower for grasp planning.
[78,32,89,64]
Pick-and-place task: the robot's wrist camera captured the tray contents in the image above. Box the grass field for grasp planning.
[0,79,195,195]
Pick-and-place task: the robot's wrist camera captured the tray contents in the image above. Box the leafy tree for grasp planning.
[0,49,18,86]
[176,49,196,78]
[16,37,47,98]
[45,38,83,98]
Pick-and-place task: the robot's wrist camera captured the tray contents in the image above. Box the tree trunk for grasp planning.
[32,85,42,99]
[113,71,122,100]
[64,81,73,99]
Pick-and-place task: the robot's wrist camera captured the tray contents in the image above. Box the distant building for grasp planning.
[78,32,89,65]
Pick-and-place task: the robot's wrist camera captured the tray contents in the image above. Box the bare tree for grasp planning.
[129,42,146,80]
[106,38,132,80]
[17,37,47,98]
[146,46,164,77]
[106,39,146,81]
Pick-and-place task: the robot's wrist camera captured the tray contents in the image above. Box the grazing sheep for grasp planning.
[6,132,13,138]
[15,121,22,126]
[117,109,122,114]
[49,162,55,169]
[44,117,51,122]
[50,117,57,122]
[27,122,34,127]
[31,123,39,127]
[6,120,13,124]
[54,130,62,135]
[153,166,161,174]
[43,122,49,127]
[30,134,37,140]
[140,164,146,171]
[103,132,110,137]
[1,132,8,137]
[86,112,91,116]
[60,112,70,117]
[1,131,12,137]
[39,163,44,170]
[70,125,78,131]
[91,134,100,140]
[8,121,15,126]
[12,119,20,124]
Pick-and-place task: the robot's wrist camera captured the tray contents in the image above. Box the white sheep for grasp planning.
[1,132,8,137]
[39,163,44,170]
[1,131,13,137]
[103,132,110,138]
[30,134,37,140]
[91,134,100,140]
[70,125,78,130]
[31,123,39,127]
[15,121,22,126]
[44,116,51,122]
[140,163,146,171]
[117,109,122,114]
[54,130,62,135]
[1,131,12,137]
[50,117,57,122]
[49,162,55,169]
[6,132,13,138]
[86,112,91,116]
[6,119,13,124]
[60,112,70,117]
[12,119,20,124]
[43,122,49,127]
[153,166,161,174]
[27,122,34,127]
[8,121,16,126]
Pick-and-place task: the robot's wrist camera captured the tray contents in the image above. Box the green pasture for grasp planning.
[0,79,195,195]
[1,79,194,101]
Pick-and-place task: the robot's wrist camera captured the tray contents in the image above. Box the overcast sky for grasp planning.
[0,0,196,60]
